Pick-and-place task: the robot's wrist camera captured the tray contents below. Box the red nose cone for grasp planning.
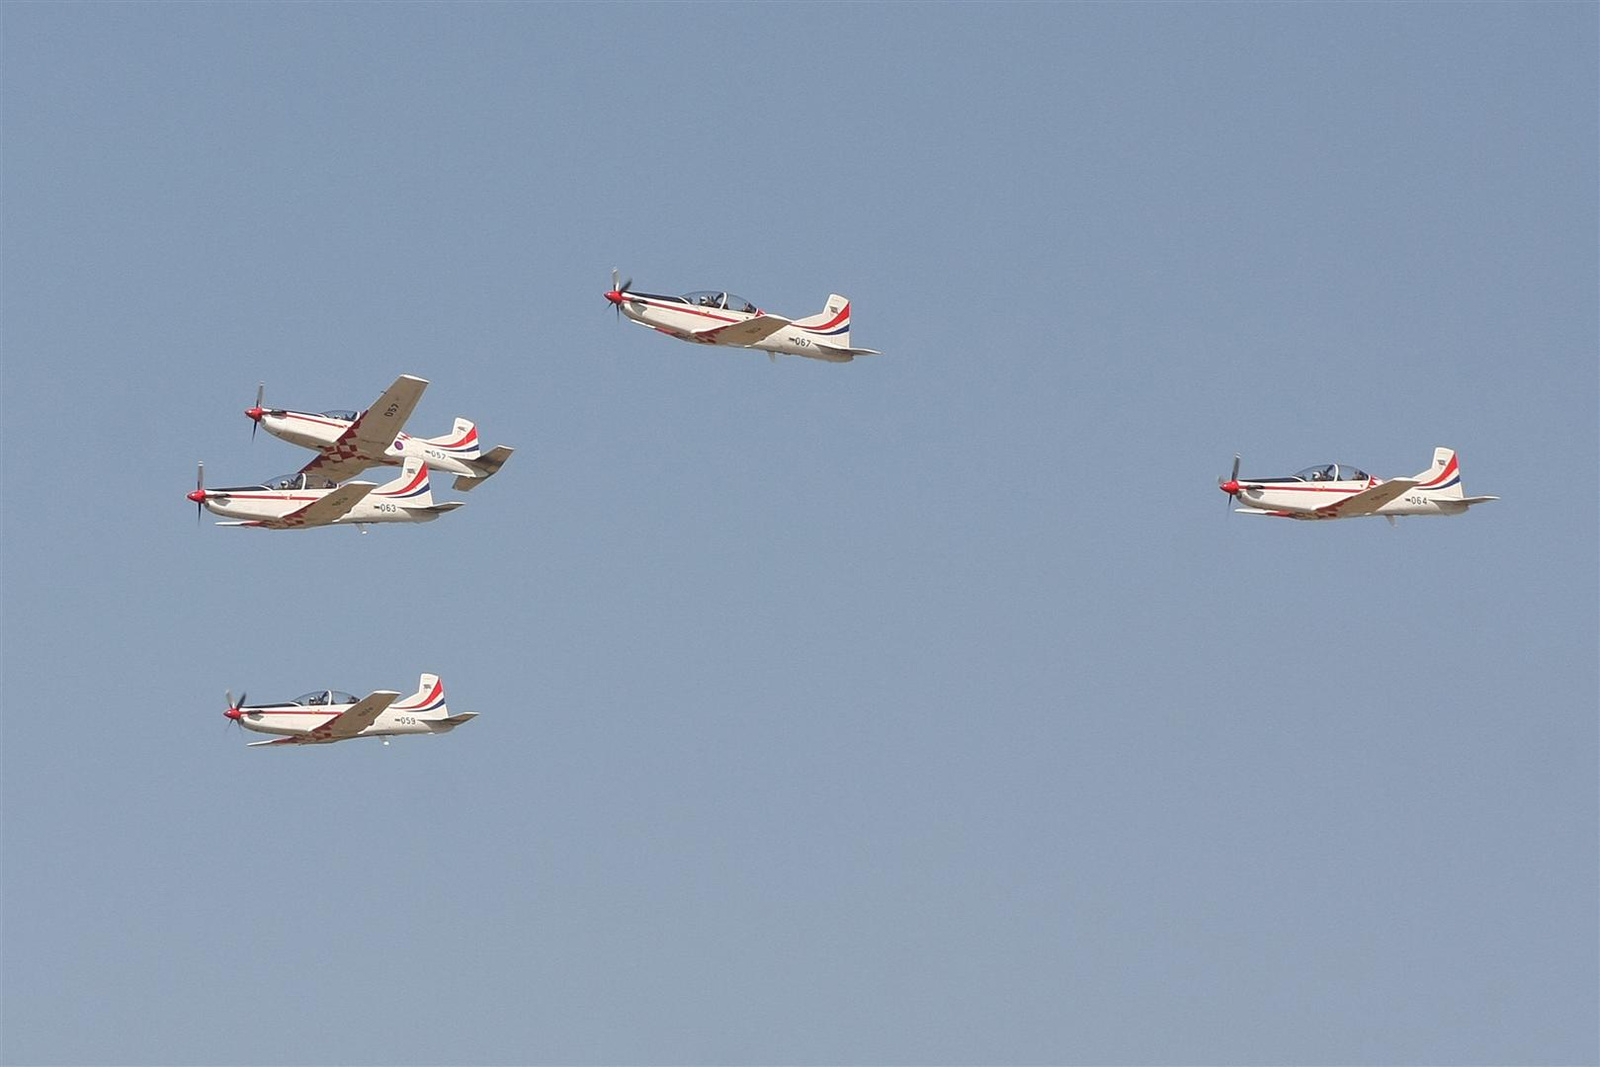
[187,489,207,503]
[604,290,623,305]
[225,707,242,721]
[245,406,265,422]
[1220,480,1241,496]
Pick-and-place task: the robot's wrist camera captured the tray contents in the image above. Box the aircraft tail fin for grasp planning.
[394,673,450,719]
[425,418,482,459]
[1410,447,1499,507]
[793,293,854,348]
[376,458,434,508]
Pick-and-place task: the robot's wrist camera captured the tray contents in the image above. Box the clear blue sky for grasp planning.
[3,4,1595,1064]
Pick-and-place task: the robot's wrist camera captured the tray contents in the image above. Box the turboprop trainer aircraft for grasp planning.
[187,457,462,529]
[603,270,881,362]
[246,375,513,492]
[222,674,478,747]
[1218,447,1497,521]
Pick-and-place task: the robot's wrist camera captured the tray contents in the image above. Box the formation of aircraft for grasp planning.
[223,674,478,747]
[246,375,514,492]
[1219,447,1498,521]
[604,270,881,362]
[191,278,1500,750]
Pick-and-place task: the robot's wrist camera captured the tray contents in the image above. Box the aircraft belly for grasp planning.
[340,501,417,525]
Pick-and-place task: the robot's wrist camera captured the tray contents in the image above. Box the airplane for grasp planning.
[245,375,514,492]
[603,270,881,363]
[222,674,478,747]
[1218,447,1498,521]
[187,456,463,529]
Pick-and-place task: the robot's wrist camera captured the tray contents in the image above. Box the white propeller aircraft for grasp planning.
[1218,447,1498,521]
[222,674,478,747]
[245,375,513,492]
[187,456,463,529]
[603,270,881,363]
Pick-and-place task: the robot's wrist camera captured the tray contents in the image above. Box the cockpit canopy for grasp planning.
[680,290,759,313]
[215,472,336,492]
[320,409,358,421]
[1292,463,1370,483]
[259,472,338,491]
[289,690,359,706]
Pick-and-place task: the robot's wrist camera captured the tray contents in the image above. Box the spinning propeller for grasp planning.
[189,462,207,522]
[604,268,632,319]
[1218,453,1242,514]
[245,382,265,441]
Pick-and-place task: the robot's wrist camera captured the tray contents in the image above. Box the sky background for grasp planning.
[3,4,1596,1065]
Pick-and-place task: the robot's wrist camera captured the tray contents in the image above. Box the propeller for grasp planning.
[188,462,207,522]
[245,382,265,441]
[1218,453,1242,515]
[604,268,632,319]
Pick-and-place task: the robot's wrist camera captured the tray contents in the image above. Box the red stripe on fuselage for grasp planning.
[279,411,354,432]
[630,297,742,326]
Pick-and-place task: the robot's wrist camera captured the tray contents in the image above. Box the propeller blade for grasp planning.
[251,382,265,441]
[620,277,631,294]
[611,267,619,293]
[194,461,205,523]
[225,689,234,711]
[1221,453,1242,517]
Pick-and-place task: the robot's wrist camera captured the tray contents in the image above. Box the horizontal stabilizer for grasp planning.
[807,343,881,362]
[1458,495,1499,505]
[435,712,479,728]
[454,446,515,492]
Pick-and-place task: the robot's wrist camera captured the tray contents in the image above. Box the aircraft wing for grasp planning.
[314,690,401,740]
[295,375,430,483]
[1314,478,1419,518]
[350,375,428,452]
[272,482,377,528]
[296,451,378,484]
[692,315,792,347]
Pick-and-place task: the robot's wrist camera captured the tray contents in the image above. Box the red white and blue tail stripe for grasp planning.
[393,674,448,715]
[1413,448,1462,496]
[376,460,433,503]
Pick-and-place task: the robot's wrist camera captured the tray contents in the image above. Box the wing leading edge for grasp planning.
[1313,478,1419,518]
